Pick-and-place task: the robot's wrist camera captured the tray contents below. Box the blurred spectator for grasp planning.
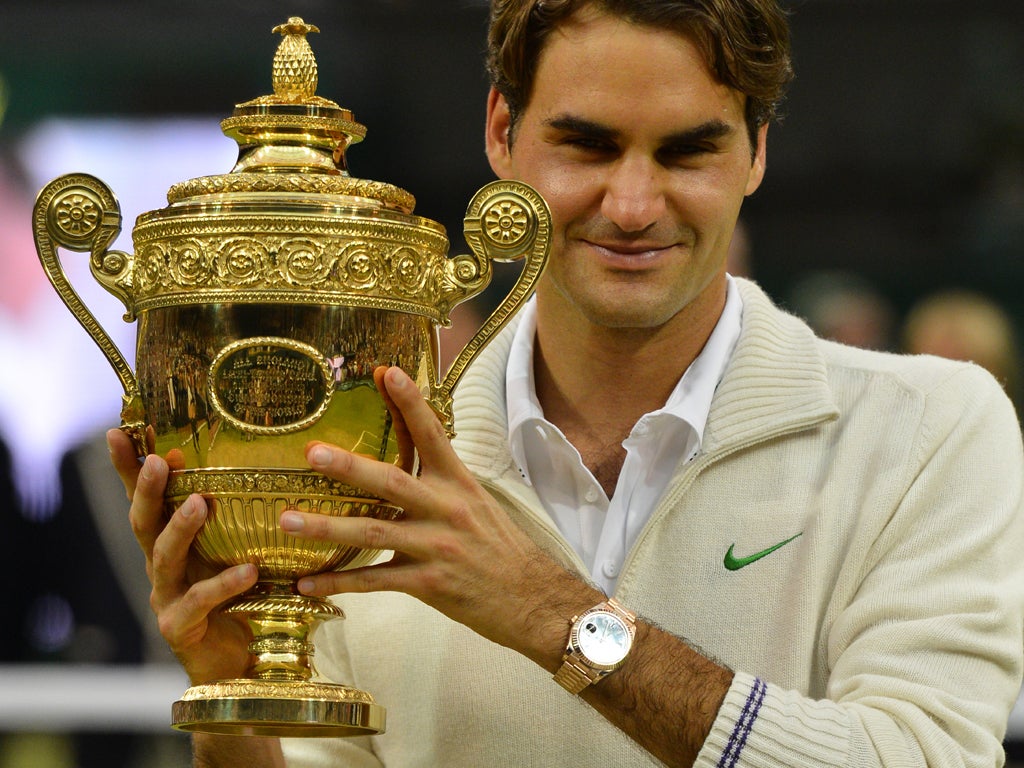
[0,437,31,662]
[786,270,897,351]
[51,437,149,665]
[963,125,1024,303]
[16,433,193,767]
[726,218,753,279]
[902,290,1022,417]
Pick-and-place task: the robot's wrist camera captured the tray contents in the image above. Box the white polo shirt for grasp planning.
[506,276,742,594]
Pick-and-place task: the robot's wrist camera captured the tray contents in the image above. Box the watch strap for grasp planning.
[552,656,596,694]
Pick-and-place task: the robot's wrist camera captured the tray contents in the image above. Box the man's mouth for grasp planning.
[585,240,676,265]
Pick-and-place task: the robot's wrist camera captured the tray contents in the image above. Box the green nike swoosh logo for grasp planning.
[723,533,803,571]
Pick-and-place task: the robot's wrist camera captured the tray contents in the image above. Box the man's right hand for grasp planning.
[107,428,259,686]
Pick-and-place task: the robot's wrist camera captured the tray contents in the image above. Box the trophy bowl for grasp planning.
[32,17,550,737]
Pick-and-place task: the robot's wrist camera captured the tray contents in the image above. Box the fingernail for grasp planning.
[308,445,331,468]
[232,563,257,585]
[280,511,304,532]
[180,494,205,520]
[297,578,314,594]
[388,367,408,388]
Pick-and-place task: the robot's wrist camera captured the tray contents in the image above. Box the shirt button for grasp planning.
[602,560,619,579]
[584,488,599,503]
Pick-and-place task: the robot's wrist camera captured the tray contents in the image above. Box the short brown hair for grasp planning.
[487,0,794,148]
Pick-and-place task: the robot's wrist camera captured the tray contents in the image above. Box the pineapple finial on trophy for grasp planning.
[271,17,321,102]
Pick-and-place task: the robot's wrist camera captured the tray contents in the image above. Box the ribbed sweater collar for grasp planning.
[451,278,839,480]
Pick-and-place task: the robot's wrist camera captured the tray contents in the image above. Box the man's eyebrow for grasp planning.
[544,114,619,140]
[544,114,736,145]
[661,119,735,146]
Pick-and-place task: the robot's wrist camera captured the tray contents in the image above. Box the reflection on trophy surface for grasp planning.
[32,17,550,737]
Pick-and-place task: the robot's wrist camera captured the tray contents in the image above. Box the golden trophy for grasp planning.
[32,17,550,737]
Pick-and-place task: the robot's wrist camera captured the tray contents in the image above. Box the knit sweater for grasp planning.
[282,278,1024,767]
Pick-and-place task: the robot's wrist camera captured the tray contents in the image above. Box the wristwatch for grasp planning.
[553,598,637,694]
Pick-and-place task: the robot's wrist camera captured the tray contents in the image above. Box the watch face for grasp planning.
[576,611,631,666]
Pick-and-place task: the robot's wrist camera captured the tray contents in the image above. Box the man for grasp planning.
[110,1,1024,766]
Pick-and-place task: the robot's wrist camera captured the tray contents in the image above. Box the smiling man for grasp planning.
[112,1,1024,767]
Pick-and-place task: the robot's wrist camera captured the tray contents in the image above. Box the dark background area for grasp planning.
[1,0,1022,319]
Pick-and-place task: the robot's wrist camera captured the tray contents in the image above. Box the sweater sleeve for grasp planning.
[697,364,1024,768]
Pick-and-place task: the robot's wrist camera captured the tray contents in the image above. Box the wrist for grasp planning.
[507,561,605,673]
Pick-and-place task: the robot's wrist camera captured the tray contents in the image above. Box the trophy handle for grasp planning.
[32,173,147,455]
[433,180,551,435]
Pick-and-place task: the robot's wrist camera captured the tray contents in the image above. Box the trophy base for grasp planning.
[171,679,386,737]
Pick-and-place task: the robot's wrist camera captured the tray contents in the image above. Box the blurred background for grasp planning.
[0,0,1021,765]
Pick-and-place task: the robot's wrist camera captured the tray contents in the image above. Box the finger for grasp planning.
[374,366,415,473]
[129,453,170,558]
[150,493,208,597]
[297,557,419,598]
[165,448,187,472]
[108,428,143,501]
[281,509,424,559]
[306,441,430,514]
[161,563,258,648]
[380,366,469,480]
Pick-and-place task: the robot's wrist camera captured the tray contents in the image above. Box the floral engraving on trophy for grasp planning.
[390,246,428,294]
[484,197,530,246]
[127,214,457,320]
[277,237,333,285]
[54,190,102,239]
[136,243,167,295]
[218,237,272,286]
[168,239,211,285]
[338,241,380,288]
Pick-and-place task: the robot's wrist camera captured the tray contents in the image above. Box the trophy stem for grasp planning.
[171,580,386,736]
[228,580,343,682]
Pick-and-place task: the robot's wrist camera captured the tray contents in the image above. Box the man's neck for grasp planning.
[531,283,726,494]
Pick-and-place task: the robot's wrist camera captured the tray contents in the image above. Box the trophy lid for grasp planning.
[166,17,415,214]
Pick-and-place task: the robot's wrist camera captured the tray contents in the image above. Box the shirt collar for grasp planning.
[506,275,743,482]
[506,296,543,477]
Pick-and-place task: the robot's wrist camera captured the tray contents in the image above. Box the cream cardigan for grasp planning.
[283,278,1024,767]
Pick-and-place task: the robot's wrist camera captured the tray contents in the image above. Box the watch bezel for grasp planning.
[571,609,632,669]
[568,603,635,672]
[554,599,637,694]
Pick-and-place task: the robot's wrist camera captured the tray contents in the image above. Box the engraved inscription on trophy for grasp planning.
[209,337,333,435]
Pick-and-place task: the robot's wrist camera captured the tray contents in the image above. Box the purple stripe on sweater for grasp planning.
[717,677,766,768]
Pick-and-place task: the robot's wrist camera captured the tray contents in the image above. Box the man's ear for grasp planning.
[745,123,768,196]
[485,87,514,179]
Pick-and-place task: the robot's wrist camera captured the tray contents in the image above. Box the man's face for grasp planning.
[486,8,766,334]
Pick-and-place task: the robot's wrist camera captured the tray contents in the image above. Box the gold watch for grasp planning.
[553,598,637,694]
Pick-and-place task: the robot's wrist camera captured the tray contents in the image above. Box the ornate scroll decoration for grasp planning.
[32,173,147,455]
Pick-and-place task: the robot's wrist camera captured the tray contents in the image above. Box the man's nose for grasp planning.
[599,156,668,233]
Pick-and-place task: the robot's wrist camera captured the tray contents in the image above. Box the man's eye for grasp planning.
[662,144,708,158]
[565,137,615,152]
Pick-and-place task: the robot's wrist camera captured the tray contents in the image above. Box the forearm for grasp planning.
[581,621,733,768]
[193,734,286,768]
